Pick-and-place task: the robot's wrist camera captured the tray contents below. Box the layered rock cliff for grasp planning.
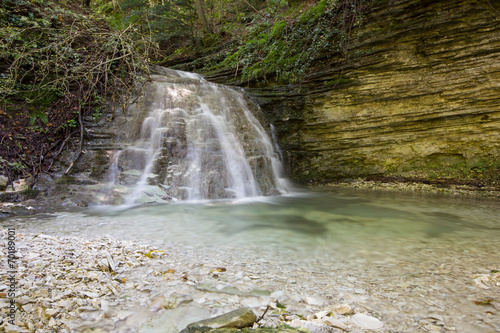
[212,0,500,184]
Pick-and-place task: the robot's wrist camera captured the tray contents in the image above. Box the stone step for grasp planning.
[86,144,125,151]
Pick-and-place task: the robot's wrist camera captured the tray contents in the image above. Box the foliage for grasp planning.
[135,0,376,84]
[0,0,153,183]
[118,0,194,54]
[210,0,375,83]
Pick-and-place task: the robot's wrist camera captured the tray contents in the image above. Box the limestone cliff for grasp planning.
[217,0,500,184]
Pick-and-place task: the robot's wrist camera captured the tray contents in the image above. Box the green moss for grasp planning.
[298,0,327,23]
[389,158,500,184]
[20,188,39,199]
[271,20,286,38]
[187,0,376,84]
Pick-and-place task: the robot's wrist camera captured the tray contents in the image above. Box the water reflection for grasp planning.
[8,188,500,254]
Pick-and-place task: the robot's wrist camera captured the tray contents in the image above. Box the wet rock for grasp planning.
[164,293,194,309]
[0,202,37,215]
[32,173,55,192]
[181,323,310,333]
[55,175,97,185]
[148,296,166,312]
[139,303,211,333]
[0,175,8,191]
[186,307,257,329]
[195,283,270,297]
[289,319,338,333]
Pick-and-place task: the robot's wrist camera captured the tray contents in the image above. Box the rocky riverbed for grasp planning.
[0,229,386,333]
[328,179,500,199]
[1,222,499,333]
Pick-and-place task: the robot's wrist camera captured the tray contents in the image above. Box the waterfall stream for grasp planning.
[105,67,290,204]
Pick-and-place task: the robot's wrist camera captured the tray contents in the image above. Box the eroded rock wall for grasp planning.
[248,0,500,183]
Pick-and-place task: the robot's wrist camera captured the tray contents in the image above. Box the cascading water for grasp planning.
[105,66,290,204]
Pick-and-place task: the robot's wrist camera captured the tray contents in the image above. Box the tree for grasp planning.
[194,0,212,33]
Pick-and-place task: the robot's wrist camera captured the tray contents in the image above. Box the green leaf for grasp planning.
[29,110,48,126]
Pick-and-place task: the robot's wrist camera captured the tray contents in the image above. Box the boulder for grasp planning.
[186,307,257,329]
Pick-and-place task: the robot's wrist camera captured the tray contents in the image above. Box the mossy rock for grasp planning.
[180,323,310,333]
[20,188,40,199]
[55,176,97,185]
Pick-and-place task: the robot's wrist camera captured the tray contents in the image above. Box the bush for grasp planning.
[0,0,153,182]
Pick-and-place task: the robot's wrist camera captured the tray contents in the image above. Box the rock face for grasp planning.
[239,0,500,183]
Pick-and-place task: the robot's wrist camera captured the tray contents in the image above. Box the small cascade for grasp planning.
[104,67,290,204]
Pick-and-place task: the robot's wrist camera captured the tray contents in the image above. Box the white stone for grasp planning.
[423,324,442,331]
[352,313,384,330]
[117,310,134,320]
[101,299,109,311]
[290,319,335,333]
[45,309,58,316]
[323,317,348,330]
[81,291,99,298]
[5,325,23,333]
[305,296,326,306]
[315,310,336,319]
[428,313,444,322]
[48,317,57,327]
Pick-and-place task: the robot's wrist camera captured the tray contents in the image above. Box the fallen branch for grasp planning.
[255,303,271,324]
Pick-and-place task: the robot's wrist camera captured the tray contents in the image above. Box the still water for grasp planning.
[7,188,500,332]
[15,187,500,252]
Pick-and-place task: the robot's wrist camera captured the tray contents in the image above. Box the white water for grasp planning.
[105,67,290,205]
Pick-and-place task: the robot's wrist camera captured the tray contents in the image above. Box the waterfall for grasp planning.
[105,67,290,204]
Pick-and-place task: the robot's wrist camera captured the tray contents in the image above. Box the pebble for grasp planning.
[427,313,444,322]
[4,326,23,333]
[423,324,442,331]
[304,296,326,306]
[1,226,497,333]
[351,313,384,330]
[323,317,348,330]
[289,319,336,333]
[331,304,353,315]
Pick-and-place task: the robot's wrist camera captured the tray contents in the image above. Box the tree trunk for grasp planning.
[194,0,211,33]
